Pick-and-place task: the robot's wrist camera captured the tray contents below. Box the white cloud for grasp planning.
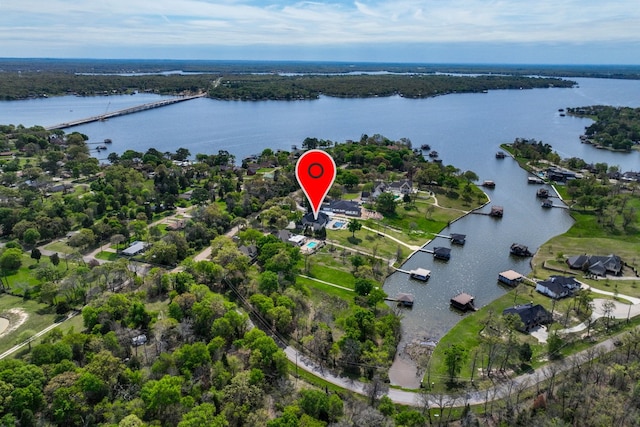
[0,0,639,60]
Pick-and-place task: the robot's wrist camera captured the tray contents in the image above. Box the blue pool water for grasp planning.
[306,241,317,248]
[333,221,344,228]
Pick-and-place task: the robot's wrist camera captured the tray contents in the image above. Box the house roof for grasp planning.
[396,293,414,303]
[433,247,451,257]
[500,270,523,281]
[451,292,474,305]
[302,211,330,225]
[450,233,466,242]
[503,303,551,326]
[567,254,622,275]
[122,241,148,256]
[548,275,580,288]
[323,200,361,213]
[410,268,431,277]
[538,280,570,296]
[276,230,292,242]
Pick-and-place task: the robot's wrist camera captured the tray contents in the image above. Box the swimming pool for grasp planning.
[306,241,317,249]
[333,221,344,228]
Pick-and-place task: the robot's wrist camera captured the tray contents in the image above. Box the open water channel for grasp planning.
[2,75,639,385]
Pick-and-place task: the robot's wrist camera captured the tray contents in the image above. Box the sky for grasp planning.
[1,0,640,64]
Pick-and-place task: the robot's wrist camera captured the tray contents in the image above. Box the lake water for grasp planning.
[2,75,639,384]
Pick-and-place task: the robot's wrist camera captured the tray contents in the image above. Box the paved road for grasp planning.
[284,331,623,407]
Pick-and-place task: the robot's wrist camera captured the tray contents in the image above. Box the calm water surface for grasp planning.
[2,77,639,381]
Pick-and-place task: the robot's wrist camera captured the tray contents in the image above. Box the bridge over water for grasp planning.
[45,93,207,130]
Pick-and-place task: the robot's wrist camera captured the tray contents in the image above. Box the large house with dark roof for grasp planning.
[566,254,623,277]
[503,303,553,332]
[301,212,330,232]
[535,275,581,299]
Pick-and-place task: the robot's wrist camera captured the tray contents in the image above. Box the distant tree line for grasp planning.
[209,74,575,100]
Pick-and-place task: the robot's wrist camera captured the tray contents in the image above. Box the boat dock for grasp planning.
[45,93,207,130]
[385,293,415,307]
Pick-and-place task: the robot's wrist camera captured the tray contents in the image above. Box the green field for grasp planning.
[0,294,59,355]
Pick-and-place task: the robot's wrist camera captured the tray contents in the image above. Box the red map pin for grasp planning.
[295,149,337,220]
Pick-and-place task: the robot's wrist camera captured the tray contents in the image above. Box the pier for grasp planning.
[45,93,207,130]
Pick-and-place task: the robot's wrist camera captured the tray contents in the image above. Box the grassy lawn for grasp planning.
[0,294,59,354]
[304,250,357,289]
[3,255,53,289]
[95,251,119,261]
[327,228,409,261]
[297,275,355,301]
[43,240,74,254]
[428,282,590,392]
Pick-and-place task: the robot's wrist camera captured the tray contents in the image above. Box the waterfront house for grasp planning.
[301,212,330,232]
[536,276,581,299]
[388,179,413,195]
[566,254,623,276]
[370,180,413,199]
[503,303,553,332]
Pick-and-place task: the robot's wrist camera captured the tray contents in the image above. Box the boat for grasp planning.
[482,180,496,188]
[541,200,554,208]
[104,138,112,144]
[450,292,477,312]
[420,144,431,151]
[489,205,504,217]
[510,243,533,257]
[495,151,506,159]
[536,188,549,198]
[409,268,431,281]
[428,150,439,158]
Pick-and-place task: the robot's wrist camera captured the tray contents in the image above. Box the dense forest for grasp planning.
[0,125,484,425]
[0,70,574,101]
[208,74,574,100]
[567,105,640,151]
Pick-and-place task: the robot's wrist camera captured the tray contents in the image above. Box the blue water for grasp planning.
[306,241,318,249]
[1,75,638,344]
[333,221,345,228]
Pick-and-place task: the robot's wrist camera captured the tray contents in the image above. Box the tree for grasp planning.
[22,228,40,246]
[49,252,60,267]
[0,247,23,271]
[30,248,42,263]
[179,403,227,427]
[444,343,468,382]
[375,192,396,215]
[347,218,362,237]
[354,277,374,296]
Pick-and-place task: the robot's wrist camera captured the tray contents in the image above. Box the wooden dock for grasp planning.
[45,93,206,130]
